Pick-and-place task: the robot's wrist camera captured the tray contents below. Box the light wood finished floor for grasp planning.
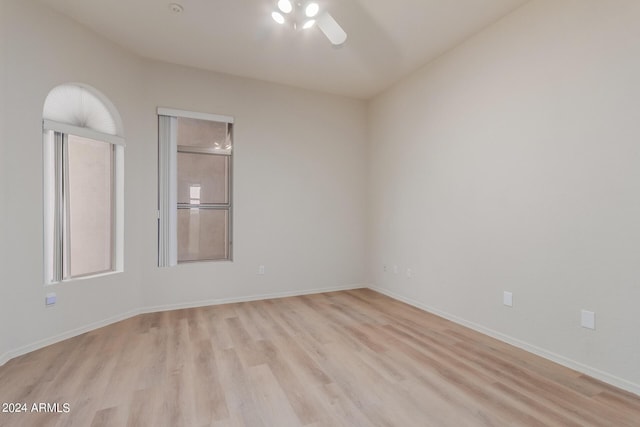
[1,289,640,426]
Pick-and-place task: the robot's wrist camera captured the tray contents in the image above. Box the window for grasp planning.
[158,108,233,266]
[43,84,124,283]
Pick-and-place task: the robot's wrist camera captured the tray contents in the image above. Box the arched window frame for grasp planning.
[43,83,125,284]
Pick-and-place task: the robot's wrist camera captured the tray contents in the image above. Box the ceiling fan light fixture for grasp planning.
[272,11,285,24]
[305,2,319,18]
[277,0,293,14]
[270,0,347,45]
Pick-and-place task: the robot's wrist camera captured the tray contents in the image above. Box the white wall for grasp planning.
[369,0,640,393]
[1,0,147,363]
[0,0,367,363]
[141,62,367,308]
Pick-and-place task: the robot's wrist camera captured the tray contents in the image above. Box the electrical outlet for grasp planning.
[503,291,513,307]
[406,268,412,278]
[581,310,595,330]
[393,265,398,274]
[383,264,387,272]
[258,265,265,275]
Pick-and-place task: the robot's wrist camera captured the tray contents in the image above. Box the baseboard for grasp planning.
[140,284,365,314]
[9,282,636,397]
[0,352,10,367]
[0,284,365,367]
[1,308,141,367]
[369,285,640,397]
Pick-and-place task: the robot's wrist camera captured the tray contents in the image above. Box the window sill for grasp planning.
[45,269,123,287]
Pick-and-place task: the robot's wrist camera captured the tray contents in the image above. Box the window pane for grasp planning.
[177,153,229,204]
[177,117,230,151]
[66,135,113,277]
[177,208,229,262]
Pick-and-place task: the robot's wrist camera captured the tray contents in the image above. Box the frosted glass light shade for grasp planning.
[305,2,319,17]
[43,84,121,136]
[272,11,285,24]
[278,0,292,14]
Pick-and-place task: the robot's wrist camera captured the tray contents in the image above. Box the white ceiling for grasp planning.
[38,0,529,99]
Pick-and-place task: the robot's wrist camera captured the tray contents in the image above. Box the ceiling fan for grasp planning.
[271,0,348,46]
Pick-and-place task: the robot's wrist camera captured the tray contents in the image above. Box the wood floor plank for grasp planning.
[90,406,126,427]
[190,339,229,424]
[217,348,265,427]
[1,289,639,427]
[125,387,160,427]
[255,340,323,425]
[204,307,235,350]
[246,363,301,426]
[314,382,381,427]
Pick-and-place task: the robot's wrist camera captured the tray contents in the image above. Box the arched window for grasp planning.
[43,84,124,283]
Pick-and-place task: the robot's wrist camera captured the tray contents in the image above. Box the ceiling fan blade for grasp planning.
[317,12,347,46]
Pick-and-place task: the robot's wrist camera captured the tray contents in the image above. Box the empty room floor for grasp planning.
[1,289,639,426]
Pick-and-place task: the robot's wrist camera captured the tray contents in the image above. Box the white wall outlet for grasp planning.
[383,264,387,272]
[406,268,413,278]
[503,291,513,307]
[258,265,265,275]
[393,265,398,274]
[581,310,596,330]
[45,293,57,306]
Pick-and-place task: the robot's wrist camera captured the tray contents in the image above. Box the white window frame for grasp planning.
[157,107,234,267]
[43,84,125,284]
